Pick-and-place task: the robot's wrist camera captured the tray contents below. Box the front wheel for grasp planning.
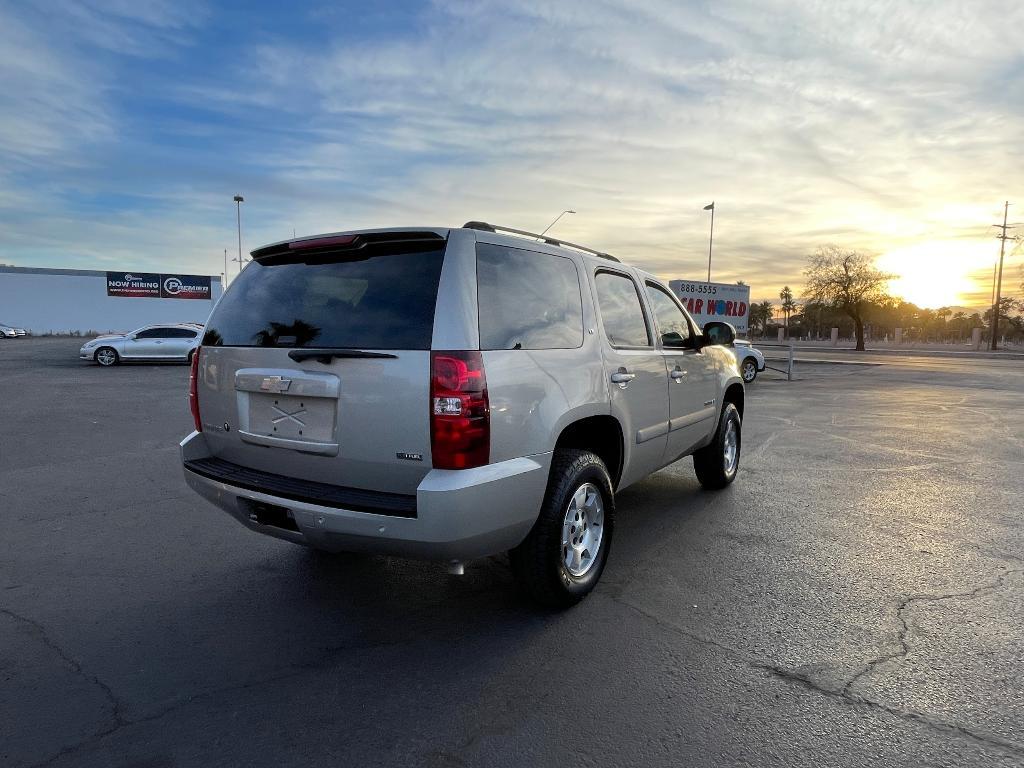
[94,347,119,367]
[741,358,758,383]
[693,402,741,490]
[510,449,615,608]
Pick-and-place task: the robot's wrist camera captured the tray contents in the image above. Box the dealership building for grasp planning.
[0,266,224,335]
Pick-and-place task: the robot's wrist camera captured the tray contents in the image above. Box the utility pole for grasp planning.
[223,249,228,287]
[990,201,1015,350]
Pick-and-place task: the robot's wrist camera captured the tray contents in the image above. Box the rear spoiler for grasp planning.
[251,231,446,262]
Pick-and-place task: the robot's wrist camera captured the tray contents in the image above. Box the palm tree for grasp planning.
[779,286,796,338]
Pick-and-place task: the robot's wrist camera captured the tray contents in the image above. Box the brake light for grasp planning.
[288,234,358,250]
[430,351,489,469]
[189,348,202,432]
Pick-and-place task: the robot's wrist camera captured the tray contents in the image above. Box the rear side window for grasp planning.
[595,272,650,347]
[476,243,583,350]
[203,244,446,349]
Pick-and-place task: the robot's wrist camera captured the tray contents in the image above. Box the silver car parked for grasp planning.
[182,223,744,606]
[80,323,202,366]
[0,322,27,338]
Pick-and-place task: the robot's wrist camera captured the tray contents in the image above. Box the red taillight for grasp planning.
[288,234,358,250]
[189,347,202,432]
[430,351,489,469]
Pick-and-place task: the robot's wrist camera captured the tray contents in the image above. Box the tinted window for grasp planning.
[595,272,650,347]
[203,245,446,350]
[162,328,197,338]
[645,283,695,348]
[134,328,166,339]
[476,244,583,350]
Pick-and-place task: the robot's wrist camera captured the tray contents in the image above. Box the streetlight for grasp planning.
[703,201,715,283]
[539,210,576,238]
[233,195,244,275]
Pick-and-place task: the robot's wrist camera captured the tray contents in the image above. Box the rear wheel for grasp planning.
[693,402,741,490]
[510,449,614,608]
[741,358,758,383]
[95,347,119,367]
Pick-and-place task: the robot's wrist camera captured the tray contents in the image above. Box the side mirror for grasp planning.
[701,321,736,347]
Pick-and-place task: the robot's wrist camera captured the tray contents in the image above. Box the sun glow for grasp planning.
[875,241,994,309]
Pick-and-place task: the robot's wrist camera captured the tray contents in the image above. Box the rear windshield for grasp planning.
[203,244,445,350]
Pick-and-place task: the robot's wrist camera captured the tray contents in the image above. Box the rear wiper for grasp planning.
[288,348,399,364]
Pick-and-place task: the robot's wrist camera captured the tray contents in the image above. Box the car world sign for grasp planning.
[669,280,750,336]
[106,272,212,300]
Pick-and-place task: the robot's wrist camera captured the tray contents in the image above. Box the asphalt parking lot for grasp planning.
[2,338,1022,767]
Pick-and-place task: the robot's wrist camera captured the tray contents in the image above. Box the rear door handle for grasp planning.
[610,370,636,386]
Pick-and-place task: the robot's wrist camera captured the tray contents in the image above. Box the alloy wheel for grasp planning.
[561,482,605,577]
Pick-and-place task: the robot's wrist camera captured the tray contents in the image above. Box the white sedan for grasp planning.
[79,323,202,366]
[732,339,766,383]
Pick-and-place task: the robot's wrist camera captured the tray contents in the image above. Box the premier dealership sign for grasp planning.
[106,272,212,300]
[669,280,750,335]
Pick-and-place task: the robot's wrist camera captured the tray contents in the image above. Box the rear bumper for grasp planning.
[180,431,551,561]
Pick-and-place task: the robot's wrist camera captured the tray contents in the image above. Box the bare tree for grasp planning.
[803,246,893,351]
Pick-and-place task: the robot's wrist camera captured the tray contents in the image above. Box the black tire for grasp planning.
[510,449,615,608]
[94,346,119,367]
[693,402,741,490]
[741,357,758,383]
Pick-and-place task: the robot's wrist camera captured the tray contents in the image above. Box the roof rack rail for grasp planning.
[462,221,620,262]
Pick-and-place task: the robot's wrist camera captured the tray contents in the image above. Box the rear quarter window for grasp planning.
[476,243,584,350]
[203,244,446,350]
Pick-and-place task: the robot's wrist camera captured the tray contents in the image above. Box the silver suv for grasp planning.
[181,223,744,606]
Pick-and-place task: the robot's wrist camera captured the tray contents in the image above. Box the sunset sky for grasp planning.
[1,1,1022,309]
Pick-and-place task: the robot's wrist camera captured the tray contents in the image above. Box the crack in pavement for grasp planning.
[17,629,408,768]
[601,569,1024,760]
[10,566,1023,766]
[840,568,1024,698]
[763,663,1024,757]
[1,607,129,766]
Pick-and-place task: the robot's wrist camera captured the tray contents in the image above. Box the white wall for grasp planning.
[0,268,224,334]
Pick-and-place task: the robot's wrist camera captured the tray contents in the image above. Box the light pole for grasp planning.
[223,248,228,288]
[233,195,244,275]
[703,201,715,282]
[539,210,575,238]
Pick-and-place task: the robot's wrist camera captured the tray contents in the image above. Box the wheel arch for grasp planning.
[722,381,744,420]
[553,415,625,489]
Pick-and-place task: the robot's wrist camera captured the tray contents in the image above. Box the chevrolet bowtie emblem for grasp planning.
[259,376,292,393]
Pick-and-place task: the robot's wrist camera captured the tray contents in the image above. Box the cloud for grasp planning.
[1,0,1022,308]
